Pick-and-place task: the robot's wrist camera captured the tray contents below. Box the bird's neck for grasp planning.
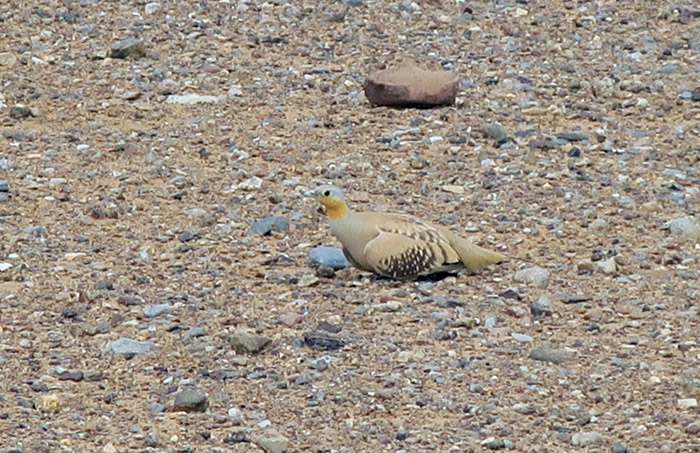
[325,198,349,220]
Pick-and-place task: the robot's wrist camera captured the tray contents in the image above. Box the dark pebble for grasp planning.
[482,123,508,142]
[10,106,34,120]
[304,330,346,350]
[529,138,562,150]
[530,295,553,317]
[58,371,84,382]
[0,182,9,192]
[611,442,629,453]
[95,279,114,291]
[110,38,146,59]
[693,88,700,102]
[559,294,590,304]
[556,132,588,142]
[177,231,195,242]
[172,389,208,412]
[249,215,290,235]
[30,381,49,392]
[61,308,79,318]
[316,264,335,278]
[317,321,342,333]
[499,288,521,300]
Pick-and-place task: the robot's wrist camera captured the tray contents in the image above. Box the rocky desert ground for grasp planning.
[1,0,700,452]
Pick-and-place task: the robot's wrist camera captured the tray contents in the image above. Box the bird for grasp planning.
[306,185,505,280]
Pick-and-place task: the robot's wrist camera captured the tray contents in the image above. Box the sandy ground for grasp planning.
[1,0,700,451]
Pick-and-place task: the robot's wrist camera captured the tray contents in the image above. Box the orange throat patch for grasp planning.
[321,197,348,220]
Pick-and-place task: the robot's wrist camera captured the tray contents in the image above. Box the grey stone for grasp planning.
[150,402,166,413]
[228,330,270,354]
[95,279,113,290]
[530,294,553,317]
[110,38,146,59]
[185,327,206,338]
[511,333,533,343]
[482,123,508,141]
[255,432,289,453]
[249,216,290,235]
[571,431,603,446]
[669,217,700,239]
[309,246,350,270]
[0,181,9,192]
[109,338,160,356]
[690,28,700,53]
[166,93,225,104]
[143,303,173,318]
[611,442,629,453]
[655,63,678,74]
[173,388,208,412]
[556,132,588,142]
[514,266,550,288]
[530,347,569,364]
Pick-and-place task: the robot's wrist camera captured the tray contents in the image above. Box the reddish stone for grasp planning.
[363,61,459,107]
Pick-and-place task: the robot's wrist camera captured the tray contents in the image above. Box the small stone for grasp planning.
[58,371,84,381]
[10,106,34,119]
[228,330,270,354]
[317,321,342,333]
[109,338,160,356]
[513,266,550,288]
[363,61,459,107]
[511,333,533,343]
[309,246,350,270]
[686,423,700,435]
[173,389,208,412]
[0,181,9,192]
[577,259,595,273]
[166,93,225,104]
[144,2,161,14]
[571,431,603,447]
[304,330,346,350]
[512,403,537,415]
[315,264,335,278]
[143,303,173,318]
[597,257,617,274]
[678,398,698,410]
[150,402,166,413]
[482,123,508,141]
[0,51,18,67]
[185,327,206,338]
[279,313,302,327]
[110,38,146,59]
[254,432,289,453]
[249,216,290,235]
[228,407,244,424]
[530,347,569,364]
[589,218,609,230]
[0,262,12,272]
[177,231,195,242]
[35,394,63,412]
[481,437,510,450]
[530,294,553,317]
[611,442,629,453]
[669,217,700,240]
[298,274,319,287]
[95,279,114,290]
[556,132,588,142]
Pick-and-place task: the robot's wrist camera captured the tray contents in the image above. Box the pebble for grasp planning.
[35,394,63,412]
[571,431,603,447]
[58,371,84,381]
[597,258,617,274]
[512,403,537,415]
[513,266,550,288]
[530,294,553,317]
[166,93,225,104]
[482,123,508,142]
[669,217,700,240]
[228,330,270,354]
[110,38,146,59]
[0,51,17,67]
[304,330,346,350]
[678,398,698,410]
[109,338,160,356]
[143,303,173,318]
[589,218,609,230]
[315,264,336,278]
[611,442,629,453]
[0,262,12,272]
[309,246,350,270]
[363,61,458,107]
[144,2,160,14]
[249,216,290,235]
[480,437,513,450]
[255,432,289,453]
[95,279,114,290]
[228,407,244,424]
[278,312,302,327]
[530,347,569,364]
[511,333,533,343]
[556,132,588,142]
[173,389,208,412]
[0,181,8,192]
[298,274,319,287]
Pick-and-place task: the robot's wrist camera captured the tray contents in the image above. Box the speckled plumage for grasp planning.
[307,185,504,280]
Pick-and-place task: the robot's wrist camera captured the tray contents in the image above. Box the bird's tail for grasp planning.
[450,235,505,273]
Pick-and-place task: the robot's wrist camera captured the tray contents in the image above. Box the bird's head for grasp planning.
[305,185,349,220]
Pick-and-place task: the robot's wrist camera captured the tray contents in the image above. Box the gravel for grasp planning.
[1,0,698,451]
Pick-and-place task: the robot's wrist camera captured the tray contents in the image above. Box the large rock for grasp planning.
[363,61,459,107]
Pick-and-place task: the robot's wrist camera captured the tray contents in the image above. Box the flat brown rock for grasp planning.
[362,61,459,107]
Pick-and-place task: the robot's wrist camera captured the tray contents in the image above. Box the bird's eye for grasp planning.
[322,190,331,197]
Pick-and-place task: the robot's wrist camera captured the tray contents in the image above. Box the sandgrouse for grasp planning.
[306,185,505,280]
